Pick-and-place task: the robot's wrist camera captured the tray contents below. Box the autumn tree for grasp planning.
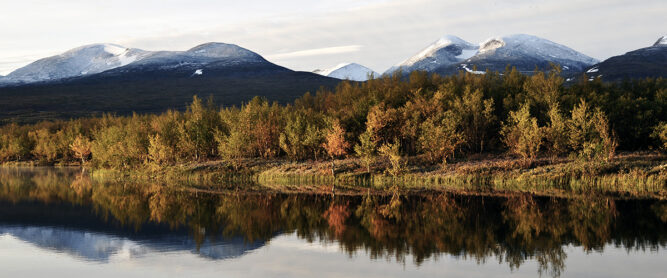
[323,118,349,159]
[70,134,92,164]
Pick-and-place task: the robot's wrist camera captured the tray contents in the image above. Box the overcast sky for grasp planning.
[0,0,665,75]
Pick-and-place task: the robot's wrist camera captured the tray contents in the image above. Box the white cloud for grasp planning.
[266,45,363,60]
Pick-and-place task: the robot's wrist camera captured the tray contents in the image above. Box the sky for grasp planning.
[0,0,665,75]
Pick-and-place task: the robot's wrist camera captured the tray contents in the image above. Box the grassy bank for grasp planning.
[80,152,667,199]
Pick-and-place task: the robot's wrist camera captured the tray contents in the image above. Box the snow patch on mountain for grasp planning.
[460,64,485,74]
[314,63,378,81]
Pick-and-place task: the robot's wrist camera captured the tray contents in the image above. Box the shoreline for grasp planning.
[4,151,660,199]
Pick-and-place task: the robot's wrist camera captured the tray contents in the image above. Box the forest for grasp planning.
[0,67,665,175]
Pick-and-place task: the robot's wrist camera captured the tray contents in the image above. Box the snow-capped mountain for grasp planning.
[573,35,667,82]
[0,42,269,85]
[1,44,150,84]
[124,42,265,69]
[385,35,478,75]
[314,63,379,81]
[0,42,341,121]
[385,34,598,76]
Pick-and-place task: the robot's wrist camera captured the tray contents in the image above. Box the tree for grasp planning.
[379,139,404,176]
[501,103,542,165]
[543,103,569,158]
[323,119,350,159]
[216,111,251,170]
[178,96,221,161]
[418,111,465,165]
[354,129,377,172]
[70,134,92,164]
[568,99,617,161]
[451,87,496,153]
[279,111,326,161]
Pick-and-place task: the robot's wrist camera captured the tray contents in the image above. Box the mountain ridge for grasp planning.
[385,34,599,76]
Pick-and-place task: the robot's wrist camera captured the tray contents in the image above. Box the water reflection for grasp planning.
[0,167,665,277]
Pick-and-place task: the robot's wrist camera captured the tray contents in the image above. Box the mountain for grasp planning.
[0,42,340,123]
[385,35,478,75]
[314,63,379,81]
[385,34,598,76]
[0,44,151,85]
[573,35,667,82]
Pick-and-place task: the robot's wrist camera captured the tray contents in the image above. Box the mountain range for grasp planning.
[0,34,664,122]
[0,42,340,122]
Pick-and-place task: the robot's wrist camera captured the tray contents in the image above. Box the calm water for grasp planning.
[0,167,665,277]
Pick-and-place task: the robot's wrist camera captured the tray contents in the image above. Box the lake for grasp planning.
[0,167,665,277]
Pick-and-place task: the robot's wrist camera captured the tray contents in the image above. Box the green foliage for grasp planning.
[568,99,617,161]
[379,139,404,176]
[451,87,496,152]
[543,103,569,158]
[652,122,667,150]
[177,96,221,161]
[147,110,181,165]
[91,116,150,169]
[501,103,542,164]
[418,110,465,164]
[354,129,377,172]
[0,124,33,162]
[216,110,251,170]
[279,110,325,161]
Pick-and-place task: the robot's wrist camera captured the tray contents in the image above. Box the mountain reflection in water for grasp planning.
[0,167,665,277]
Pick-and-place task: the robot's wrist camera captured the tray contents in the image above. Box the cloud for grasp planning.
[266,45,363,60]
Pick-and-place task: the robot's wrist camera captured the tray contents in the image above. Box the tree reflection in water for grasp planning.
[0,167,665,277]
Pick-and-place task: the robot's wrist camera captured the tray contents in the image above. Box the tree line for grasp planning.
[0,67,665,170]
